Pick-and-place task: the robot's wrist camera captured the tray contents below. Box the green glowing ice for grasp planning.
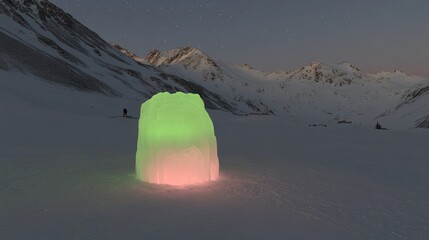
[136,92,219,186]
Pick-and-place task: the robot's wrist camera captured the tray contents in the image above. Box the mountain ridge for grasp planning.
[0,0,261,115]
[1,0,428,128]
[138,46,429,128]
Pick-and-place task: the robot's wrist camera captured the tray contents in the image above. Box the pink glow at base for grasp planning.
[145,146,219,186]
[136,92,220,187]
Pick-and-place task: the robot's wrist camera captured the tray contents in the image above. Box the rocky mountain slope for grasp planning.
[1,0,427,128]
[137,47,429,128]
[0,0,259,115]
[142,47,273,114]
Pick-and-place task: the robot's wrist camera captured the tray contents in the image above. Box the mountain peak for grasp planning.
[111,43,144,62]
[163,47,210,65]
[288,61,365,85]
[392,69,408,75]
[2,0,75,29]
[371,69,417,83]
[144,47,219,70]
[339,61,360,70]
[145,49,162,65]
[144,47,224,81]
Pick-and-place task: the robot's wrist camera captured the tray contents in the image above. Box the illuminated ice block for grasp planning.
[136,92,219,186]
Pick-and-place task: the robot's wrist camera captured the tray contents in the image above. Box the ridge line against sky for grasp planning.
[50,0,429,78]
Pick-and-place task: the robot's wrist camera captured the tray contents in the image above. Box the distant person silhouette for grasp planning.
[123,108,128,117]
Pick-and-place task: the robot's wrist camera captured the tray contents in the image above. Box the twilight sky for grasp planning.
[50,0,429,77]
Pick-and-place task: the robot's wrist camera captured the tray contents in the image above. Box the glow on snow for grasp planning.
[135,92,219,186]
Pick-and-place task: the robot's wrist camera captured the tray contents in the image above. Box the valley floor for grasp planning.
[0,93,428,240]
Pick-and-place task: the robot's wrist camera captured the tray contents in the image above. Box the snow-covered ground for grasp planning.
[1,83,428,240]
[1,2,427,239]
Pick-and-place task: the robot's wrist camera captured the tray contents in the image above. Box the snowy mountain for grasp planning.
[143,47,273,114]
[1,0,428,128]
[1,2,428,239]
[377,83,429,128]
[141,47,429,128]
[144,47,226,84]
[285,62,365,86]
[111,43,145,63]
[0,0,258,115]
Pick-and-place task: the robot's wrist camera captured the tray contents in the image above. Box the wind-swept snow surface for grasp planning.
[0,88,428,240]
